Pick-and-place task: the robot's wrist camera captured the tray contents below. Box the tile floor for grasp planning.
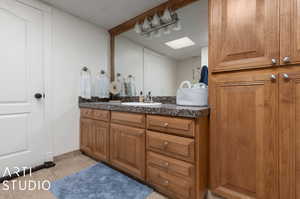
[0,153,167,199]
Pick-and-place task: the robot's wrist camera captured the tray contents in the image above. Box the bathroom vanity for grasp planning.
[79,102,209,199]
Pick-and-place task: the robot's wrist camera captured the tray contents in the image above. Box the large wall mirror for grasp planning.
[112,0,208,96]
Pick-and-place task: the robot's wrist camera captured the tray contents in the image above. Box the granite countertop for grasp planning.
[79,102,209,118]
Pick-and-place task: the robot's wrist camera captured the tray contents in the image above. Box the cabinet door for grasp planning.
[279,71,300,199]
[110,123,146,180]
[210,73,278,199]
[93,120,109,162]
[210,0,280,72]
[80,118,93,155]
[280,0,300,65]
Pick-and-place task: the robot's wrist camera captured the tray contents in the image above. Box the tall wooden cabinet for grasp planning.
[210,0,300,199]
[210,74,279,199]
[210,0,280,72]
[279,72,300,199]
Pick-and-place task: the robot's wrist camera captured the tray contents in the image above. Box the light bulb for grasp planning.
[173,20,182,31]
[151,14,161,27]
[142,18,151,31]
[163,26,171,34]
[134,22,141,34]
[161,8,172,23]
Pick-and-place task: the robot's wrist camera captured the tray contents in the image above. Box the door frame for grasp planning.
[16,0,54,162]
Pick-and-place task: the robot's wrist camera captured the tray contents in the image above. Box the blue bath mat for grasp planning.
[50,163,153,199]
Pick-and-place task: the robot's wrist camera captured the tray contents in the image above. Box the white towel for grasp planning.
[95,73,110,98]
[80,70,92,99]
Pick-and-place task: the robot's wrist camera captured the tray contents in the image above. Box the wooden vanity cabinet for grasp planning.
[80,109,209,199]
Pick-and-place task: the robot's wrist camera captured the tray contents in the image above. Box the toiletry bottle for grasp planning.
[139,91,144,102]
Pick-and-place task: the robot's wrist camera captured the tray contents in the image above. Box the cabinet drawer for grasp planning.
[147,131,195,163]
[147,166,194,199]
[147,115,195,137]
[81,108,110,122]
[111,111,145,128]
[147,151,194,180]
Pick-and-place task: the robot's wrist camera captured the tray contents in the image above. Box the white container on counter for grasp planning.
[176,81,208,106]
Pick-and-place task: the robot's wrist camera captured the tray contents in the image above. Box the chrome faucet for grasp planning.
[145,91,153,103]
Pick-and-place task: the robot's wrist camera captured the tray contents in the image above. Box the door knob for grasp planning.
[34,93,43,99]
[283,74,289,80]
[270,74,276,81]
[283,56,291,64]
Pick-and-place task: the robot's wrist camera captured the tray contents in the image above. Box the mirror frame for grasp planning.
[108,0,199,81]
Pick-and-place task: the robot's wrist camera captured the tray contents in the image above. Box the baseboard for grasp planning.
[53,150,82,162]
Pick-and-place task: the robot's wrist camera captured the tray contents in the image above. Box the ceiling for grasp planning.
[41,0,168,29]
[121,0,208,60]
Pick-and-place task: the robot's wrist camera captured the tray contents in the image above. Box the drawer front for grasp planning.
[147,131,195,163]
[147,115,195,137]
[80,108,94,119]
[81,108,110,122]
[111,111,145,128]
[147,151,195,180]
[147,166,194,199]
[93,109,110,121]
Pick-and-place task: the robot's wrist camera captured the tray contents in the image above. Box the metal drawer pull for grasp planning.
[283,74,289,80]
[164,123,169,127]
[283,56,291,64]
[270,74,276,80]
[164,180,169,185]
[164,162,169,167]
[271,58,277,65]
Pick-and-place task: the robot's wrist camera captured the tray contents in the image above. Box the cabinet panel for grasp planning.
[280,0,300,65]
[210,0,280,72]
[80,118,93,155]
[279,71,300,199]
[80,118,109,162]
[93,120,109,162]
[210,74,278,199]
[110,123,146,180]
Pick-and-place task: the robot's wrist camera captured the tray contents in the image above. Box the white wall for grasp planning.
[144,49,177,96]
[201,46,208,67]
[176,56,202,87]
[115,36,143,93]
[50,8,110,156]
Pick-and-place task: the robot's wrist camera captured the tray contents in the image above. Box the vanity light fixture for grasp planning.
[165,37,195,49]
[133,8,180,38]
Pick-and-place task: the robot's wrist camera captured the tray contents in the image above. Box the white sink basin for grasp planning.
[121,102,162,106]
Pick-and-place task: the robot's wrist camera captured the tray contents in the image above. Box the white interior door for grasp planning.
[0,0,47,176]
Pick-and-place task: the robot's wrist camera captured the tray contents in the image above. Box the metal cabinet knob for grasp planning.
[164,141,169,146]
[164,123,169,127]
[283,74,289,80]
[164,162,169,167]
[164,180,169,185]
[271,58,277,65]
[270,74,276,81]
[283,56,291,63]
